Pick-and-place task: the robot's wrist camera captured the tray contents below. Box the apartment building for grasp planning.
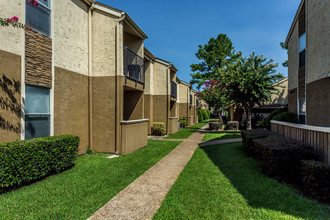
[286,0,329,127]
[0,0,149,155]
[177,78,197,126]
[144,49,179,135]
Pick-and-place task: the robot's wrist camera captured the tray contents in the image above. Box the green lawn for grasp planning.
[154,142,330,219]
[165,122,207,139]
[203,131,241,142]
[0,140,181,220]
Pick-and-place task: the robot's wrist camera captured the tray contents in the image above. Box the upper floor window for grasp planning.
[26,0,51,36]
[299,33,306,68]
[25,85,51,139]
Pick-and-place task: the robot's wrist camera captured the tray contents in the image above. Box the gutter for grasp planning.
[88,2,95,150]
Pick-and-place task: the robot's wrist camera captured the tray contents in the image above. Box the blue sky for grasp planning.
[100,0,301,90]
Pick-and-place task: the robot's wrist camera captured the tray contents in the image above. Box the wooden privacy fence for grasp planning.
[271,120,330,165]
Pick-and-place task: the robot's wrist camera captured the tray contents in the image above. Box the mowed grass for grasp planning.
[203,131,241,142]
[154,142,330,219]
[0,140,181,220]
[165,122,207,139]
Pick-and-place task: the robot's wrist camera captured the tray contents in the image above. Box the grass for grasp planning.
[203,131,241,142]
[154,142,330,219]
[0,140,181,220]
[165,122,207,139]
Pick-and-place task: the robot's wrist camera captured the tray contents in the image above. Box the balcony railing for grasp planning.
[190,94,192,105]
[124,46,145,87]
[171,81,177,98]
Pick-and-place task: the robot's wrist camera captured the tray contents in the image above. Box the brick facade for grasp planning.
[298,67,305,98]
[25,30,52,88]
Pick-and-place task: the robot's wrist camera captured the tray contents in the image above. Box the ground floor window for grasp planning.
[25,85,50,139]
[298,98,306,124]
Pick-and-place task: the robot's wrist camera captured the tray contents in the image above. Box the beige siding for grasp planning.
[178,83,189,103]
[307,0,330,84]
[92,10,118,77]
[288,25,299,90]
[153,61,169,96]
[0,0,22,55]
[54,0,89,76]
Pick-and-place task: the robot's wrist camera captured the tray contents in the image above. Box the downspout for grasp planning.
[115,14,126,154]
[166,67,169,134]
[88,2,95,150]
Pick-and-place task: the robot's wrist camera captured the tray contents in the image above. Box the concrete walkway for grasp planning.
[199,138,243,147]
[88,125,209,220]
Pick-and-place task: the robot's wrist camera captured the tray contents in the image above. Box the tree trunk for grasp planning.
[247,107,252,130]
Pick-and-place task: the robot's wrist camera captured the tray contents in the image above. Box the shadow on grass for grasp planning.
[201,143,330,219]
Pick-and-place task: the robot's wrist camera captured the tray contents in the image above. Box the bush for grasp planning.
[206,110,211,118]
[225,121,239,130]
[301,160,330,202]
[0,135,79,191]
[201,109,210,120]
[253,135,314,183]
[273,112,298,124]
[252,114,266,128]
[197,109,204,122]
[151,122,166,136]
[265,108,288,130]
[179,118,187,128]
[209,121,220,131]
[241,129,272,157]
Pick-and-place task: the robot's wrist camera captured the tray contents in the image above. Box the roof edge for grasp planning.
[285,0,305,44]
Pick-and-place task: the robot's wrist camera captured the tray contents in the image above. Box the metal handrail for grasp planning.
[171,81,177,98]
[124,46,145,87]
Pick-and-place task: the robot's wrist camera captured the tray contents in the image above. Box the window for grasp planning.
[25,85,50,139]
[298,98,306,125]
[299,33,306,69]
[26,0,51,36]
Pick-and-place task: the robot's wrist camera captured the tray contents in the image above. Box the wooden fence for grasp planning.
[271,120,330,165]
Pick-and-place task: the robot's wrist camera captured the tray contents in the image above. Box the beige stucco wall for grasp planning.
[0,0,22,55]
[169,117,178,134]
[123,33,144,58]
[121,120,148,155]
[54,0,89,76]
[269,79,288,105]
[144,61,154,95]
[178,83,189,103]
[307,0,330,84]
[288,24,299,90]
[153,61,169,95]
[92,10,118,77]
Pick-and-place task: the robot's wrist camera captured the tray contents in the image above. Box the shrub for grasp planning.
[151,122,166,136]
[209,121,220,131]
[201,109,210,120]
[241,129,272,157]
[197,109,204,122]
[253,135,314,183]
[0,135,79,192]
[179,118,187,128]
[273,112,298,124]
[301,160,330,202]
[252,114,266,128]
[206,110,211,118]
[265,108,288,130]
[225,121,239,130]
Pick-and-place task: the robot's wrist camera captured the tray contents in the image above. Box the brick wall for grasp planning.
[25,30,52,88]
[298,67,305,98]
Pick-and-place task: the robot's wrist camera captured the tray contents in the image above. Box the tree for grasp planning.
[195,79,228,124]
[190,34,241,89]
[221,52,283,130]
[280,42,288,68]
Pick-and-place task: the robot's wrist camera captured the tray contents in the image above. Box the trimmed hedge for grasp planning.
[241,129,272,157]
[201,109,210,120]
[151,122,166,136]
[197,109,204,122]
[301,160,330,202]
[273,112,298,124]
[209,121,220,131]
[265,108,287,130]
[0,135,79,191]
[225,121,239,131]
[253,135,314,183]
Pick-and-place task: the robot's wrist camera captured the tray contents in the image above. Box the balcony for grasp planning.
[124,47,145,88]
[171,81,177,99]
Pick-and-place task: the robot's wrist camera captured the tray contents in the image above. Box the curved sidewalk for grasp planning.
[88,125,209,220]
